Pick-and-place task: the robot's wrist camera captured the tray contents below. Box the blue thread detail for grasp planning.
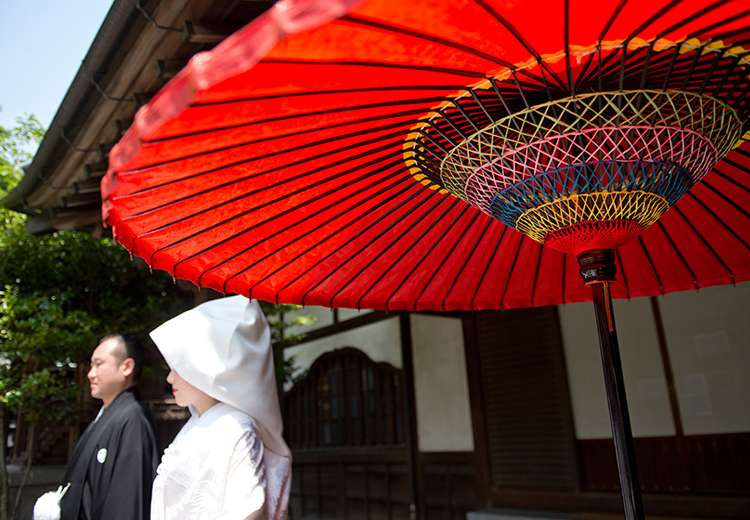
[489,160,693,228]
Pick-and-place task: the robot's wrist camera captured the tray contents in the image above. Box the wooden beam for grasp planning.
[183,21,239,44]
[61,192,101,208]
[650,296,684,438]
[156,59,187,80]
[84,160,108,178]
[72,178,102,196]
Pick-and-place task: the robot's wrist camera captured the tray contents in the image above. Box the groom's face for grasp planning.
[88,338,132,405]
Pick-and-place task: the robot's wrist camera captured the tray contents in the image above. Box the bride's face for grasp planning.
[166,369,211,410]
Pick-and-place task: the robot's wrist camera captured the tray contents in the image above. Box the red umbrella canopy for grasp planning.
[102,0,750,311]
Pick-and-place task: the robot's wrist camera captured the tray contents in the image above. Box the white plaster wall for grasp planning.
[284,317,402,380]
[410,314,474,452]
[559,297,675,439]
[657,283,750,434]
[560,282,750,439]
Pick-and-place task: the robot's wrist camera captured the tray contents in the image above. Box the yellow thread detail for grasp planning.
[513,191,670,243]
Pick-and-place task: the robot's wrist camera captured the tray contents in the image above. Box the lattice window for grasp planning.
[283,347,405,449]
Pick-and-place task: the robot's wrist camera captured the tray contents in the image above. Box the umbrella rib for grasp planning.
[564,0,574,95]
[671,205,736,282]
[356,198,467,310]
[387,206,477,309]
[686,191,750,253]
[560,253,568,304]
[131,153,409,252]
[142,147,407,259]
[701,178,750,221]
[642,52,750,90]
[587,11,748,88]
[577,0,627,88]
[468,89,495,123]
[140,95,447,145]
[641,0,726,92]
[658,12,750,90]
[718,159,750,186]
[593,38,722,89]
[600,22,736,88]
[413,210,483,311]
[450,98,480,132]
[326,196,458,308]
[680,41,708,91]
[590,44,651,89]
[339,14,553,88]
[260,58,488,79]
[638,42,660,90]
[697,14,750,42]
[119,125,412,208]
[594,0,683,84]
[119,108,424,178]
[697,49,732,95]
[661,1,741,39]
[274,183,430,302]
[488,77,518,118]
[637,236,664,293]
[196,169,415,289]
[656,220,698,288]
[471,0,567,92]
[184,161,411,284]
[299,189,445,307]
[247,176,423,298]
[470,226,509,311]
[190,84,471,107]
[340,14,514,67]
[529,242,545,307]
[499,234,526,309]
[633,0,733,90]
[615,249,631,299]
[439,217,494,311]
[714,167,750,194]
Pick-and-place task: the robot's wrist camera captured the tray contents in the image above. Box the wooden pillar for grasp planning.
[399,313,422,519]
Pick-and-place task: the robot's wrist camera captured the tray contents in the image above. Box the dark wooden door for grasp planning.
[464,307,579,499]
[283,348,412,519]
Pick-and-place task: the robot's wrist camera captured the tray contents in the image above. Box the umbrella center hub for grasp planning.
[416,89,742,254]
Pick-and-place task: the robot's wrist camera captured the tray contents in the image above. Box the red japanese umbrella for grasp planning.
[102,1,750,518]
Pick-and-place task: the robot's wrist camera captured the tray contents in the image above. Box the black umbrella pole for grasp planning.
[578,250,645,520]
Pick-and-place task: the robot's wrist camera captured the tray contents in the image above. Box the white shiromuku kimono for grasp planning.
[150,296,292,520]
[151,403,265,520]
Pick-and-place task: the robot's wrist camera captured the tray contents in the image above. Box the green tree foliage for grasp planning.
[0,230,191,336]
[0,114,190,473]
[259,303,317,387]
[0,113,43,196]
[0,113,195,518]
[0,114,42,243]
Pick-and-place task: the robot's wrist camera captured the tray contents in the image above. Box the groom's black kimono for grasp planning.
[60,388,159,520]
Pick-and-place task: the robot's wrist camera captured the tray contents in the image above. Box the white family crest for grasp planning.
[96,448,107,464]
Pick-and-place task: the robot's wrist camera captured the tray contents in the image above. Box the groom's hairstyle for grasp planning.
[100,333,145,382]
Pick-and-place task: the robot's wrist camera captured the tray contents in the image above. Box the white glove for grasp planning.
[33,484,70,520]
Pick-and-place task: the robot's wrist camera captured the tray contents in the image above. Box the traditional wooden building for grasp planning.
[3,1,749,518]
[279,291,750,519]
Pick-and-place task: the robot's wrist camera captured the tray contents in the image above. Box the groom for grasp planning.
[60,334,159,520]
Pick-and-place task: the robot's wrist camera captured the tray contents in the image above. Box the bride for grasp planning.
[149,295,291,519]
